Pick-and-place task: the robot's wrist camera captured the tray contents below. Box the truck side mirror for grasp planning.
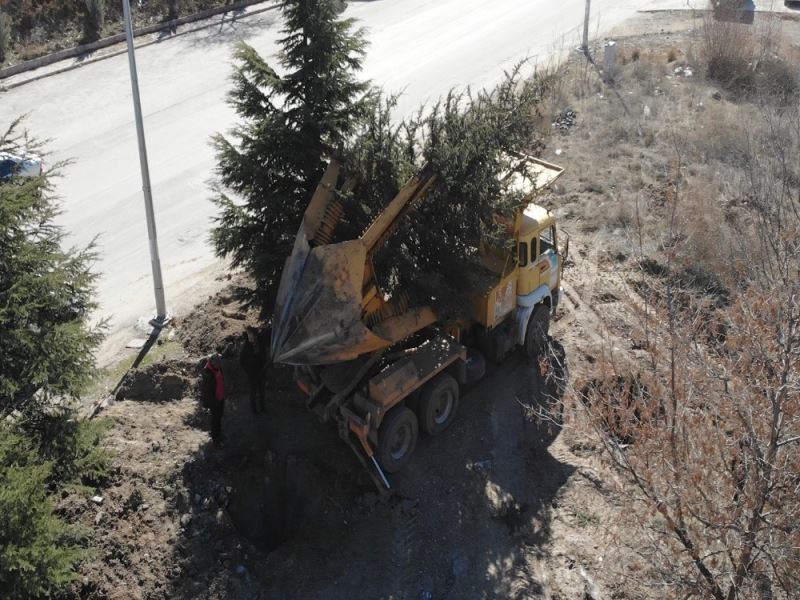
[559,232,570,265]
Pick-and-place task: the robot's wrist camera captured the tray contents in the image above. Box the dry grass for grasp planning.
[541,14,798,291]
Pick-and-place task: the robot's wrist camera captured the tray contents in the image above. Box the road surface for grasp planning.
[0,0,687,346]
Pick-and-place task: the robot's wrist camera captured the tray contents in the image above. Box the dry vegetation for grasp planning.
[535,10,800,598]
[0,0,237,65]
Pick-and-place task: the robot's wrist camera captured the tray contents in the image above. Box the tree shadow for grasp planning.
[182,11,276,50]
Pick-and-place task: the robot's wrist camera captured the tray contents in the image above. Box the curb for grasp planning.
[0,0,278,91]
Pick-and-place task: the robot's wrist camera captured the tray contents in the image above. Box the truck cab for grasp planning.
[470,156,566,363]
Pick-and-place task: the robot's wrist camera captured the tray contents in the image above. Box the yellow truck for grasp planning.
[271,154,567,489]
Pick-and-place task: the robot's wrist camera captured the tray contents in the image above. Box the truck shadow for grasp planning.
[166,347,574,599]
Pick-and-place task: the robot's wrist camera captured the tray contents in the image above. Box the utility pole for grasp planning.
[121,0,169,327]
[582,0,591,55]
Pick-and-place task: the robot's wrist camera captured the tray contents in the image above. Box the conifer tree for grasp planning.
[0,119,102,419]
[211,0,371,313]
[0,119,106,599]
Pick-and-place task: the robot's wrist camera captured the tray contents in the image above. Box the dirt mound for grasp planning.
[116,360,198,401]
[176,274,259,358]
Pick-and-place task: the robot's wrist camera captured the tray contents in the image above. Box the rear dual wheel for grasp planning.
[377,405,418,474]
[377,373,461,473]
[416,373,460,436]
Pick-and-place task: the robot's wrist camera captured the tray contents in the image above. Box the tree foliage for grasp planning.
[82,0,105,43]
[0,424,86,600]
[0,119,103,417]
[337,65,552,314]
[0,118,108,599]
[211,0,371,314]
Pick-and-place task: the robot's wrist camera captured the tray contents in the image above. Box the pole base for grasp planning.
[149,313,173,329]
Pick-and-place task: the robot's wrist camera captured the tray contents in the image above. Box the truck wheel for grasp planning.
[417,373,460,436]
[377,405,418,474]
[524,304,550,360]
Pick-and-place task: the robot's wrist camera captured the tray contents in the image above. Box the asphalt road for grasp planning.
[0,0,683,337]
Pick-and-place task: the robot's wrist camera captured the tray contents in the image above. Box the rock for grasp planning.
[579,566,603,600]
[451,555,468,580]
[552,108,578,134]
[222,308,246,320]
[643,105,651,119]
[467,459,492,471]
[94,511,105,526]
[91,495,104,505]
[711,90,722,101]
[180,513,192,527]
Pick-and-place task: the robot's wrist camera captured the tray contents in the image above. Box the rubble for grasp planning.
[553,108,578,134]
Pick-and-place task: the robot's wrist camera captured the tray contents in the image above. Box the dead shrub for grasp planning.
[666,47,678,63]
[754,58,799,104]
[701,13,758,91]
[690,103,751,167]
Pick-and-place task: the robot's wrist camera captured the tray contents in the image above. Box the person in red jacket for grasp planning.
[201,353,226,446]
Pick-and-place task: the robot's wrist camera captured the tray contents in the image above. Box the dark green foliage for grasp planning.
[0,424,86,600]
[0,11,11,65]
[0,119,108,598]
[211,0,371,314]
[347,66,552,313]
[166,0,180,22]
[0,119,103,417]
[82,0,105,43]
[30,415,110,488]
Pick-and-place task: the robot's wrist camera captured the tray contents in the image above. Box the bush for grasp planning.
[166,0,180,22]
[0,425,86,600]
[0,11,10,65]
[702,15,755,91]
[755,58,799,104]
[83,0,105,43]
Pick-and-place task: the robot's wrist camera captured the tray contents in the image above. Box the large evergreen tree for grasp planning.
[0,119,107,598]
[211,0,371,313]
[0,119,102,417]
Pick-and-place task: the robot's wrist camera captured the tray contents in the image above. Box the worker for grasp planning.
[239,326,267,414]
[201,352,226,446]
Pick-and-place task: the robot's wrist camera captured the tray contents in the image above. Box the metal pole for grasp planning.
[582,0,591,55]
[122,0,168,325]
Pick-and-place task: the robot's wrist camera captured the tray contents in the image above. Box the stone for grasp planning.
[180,513,192,527]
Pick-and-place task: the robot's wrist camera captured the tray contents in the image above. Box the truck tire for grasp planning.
[417,373,460,436]
[524,304,550,360]
[377,405,418,473]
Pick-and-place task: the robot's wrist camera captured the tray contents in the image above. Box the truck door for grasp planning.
[517,236,538,296]
[534,226,559,292]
